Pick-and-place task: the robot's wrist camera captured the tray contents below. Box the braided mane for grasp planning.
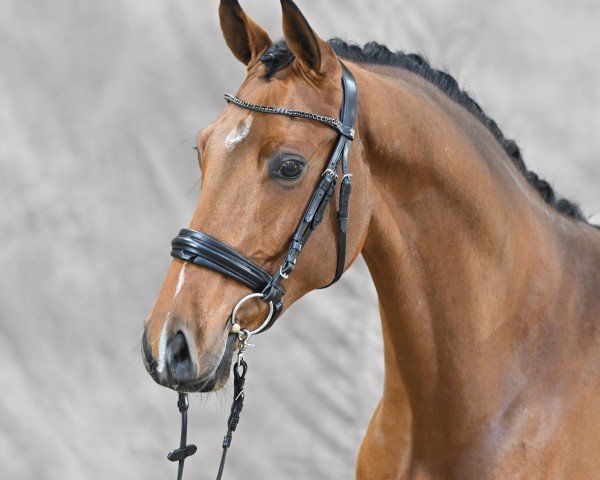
[260,39,587,222]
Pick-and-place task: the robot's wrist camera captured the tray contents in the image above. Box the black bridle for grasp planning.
[166,61,357,479]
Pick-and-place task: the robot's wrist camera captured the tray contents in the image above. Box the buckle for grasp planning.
[322,168,338,179]
[338,125,355,140]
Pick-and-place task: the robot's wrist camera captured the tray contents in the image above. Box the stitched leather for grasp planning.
[322,63,357,287]
[171,230,285,323]
[172,230,273,292]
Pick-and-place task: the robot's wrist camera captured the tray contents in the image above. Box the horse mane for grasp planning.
[260,39,588,223]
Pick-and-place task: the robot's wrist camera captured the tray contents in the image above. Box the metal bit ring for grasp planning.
[230,293,274,337]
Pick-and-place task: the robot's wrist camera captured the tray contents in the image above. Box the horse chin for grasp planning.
[184,332,236,393]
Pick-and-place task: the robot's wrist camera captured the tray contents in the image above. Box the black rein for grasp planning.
[166,61,357,479]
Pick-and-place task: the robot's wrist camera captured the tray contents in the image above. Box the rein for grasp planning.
[166,61,357,479]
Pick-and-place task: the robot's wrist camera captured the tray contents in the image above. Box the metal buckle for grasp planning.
[322,168,338,179]
[230,293,274,337]
[279,265,289,280]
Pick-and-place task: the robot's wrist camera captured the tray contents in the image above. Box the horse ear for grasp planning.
[219,0,272,66]
[280,0,336,75]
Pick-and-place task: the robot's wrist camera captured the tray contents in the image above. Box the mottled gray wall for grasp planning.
[1,1,598,479]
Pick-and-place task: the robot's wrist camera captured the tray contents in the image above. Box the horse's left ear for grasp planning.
[280,0,337,75]
[219,0,272,66]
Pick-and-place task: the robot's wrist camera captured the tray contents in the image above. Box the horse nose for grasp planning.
[142,329,157,372]
[166,331,196,382]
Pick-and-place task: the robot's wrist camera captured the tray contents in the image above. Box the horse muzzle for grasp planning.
[142,328,235,392]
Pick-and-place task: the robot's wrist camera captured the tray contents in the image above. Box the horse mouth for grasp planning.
[143,331,236,393]
[191,334,236,393]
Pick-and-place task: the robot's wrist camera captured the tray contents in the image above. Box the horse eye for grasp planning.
[278,159,304,179]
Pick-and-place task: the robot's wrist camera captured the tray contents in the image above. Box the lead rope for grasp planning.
[216,330,250,480]
[167,330,251,480]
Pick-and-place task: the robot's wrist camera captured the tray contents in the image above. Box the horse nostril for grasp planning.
[166,331,195,382]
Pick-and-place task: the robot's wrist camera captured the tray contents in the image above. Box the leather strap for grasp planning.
[324,62,357,287]
[172,230,274,292]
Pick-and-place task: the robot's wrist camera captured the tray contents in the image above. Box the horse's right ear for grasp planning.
[219,0,272,67]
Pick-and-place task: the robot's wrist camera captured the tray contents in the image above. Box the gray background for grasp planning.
[1,1,599,479]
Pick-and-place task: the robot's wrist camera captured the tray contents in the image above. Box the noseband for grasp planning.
[166,62,357,479]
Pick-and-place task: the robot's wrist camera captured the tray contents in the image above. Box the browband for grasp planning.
[224,94,355,140]
[171,61,357,333]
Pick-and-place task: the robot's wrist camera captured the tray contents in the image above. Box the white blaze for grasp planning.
[156,265,186,374]
[225,114,253,153]
[156,321,169,374]
[175,264,186,299]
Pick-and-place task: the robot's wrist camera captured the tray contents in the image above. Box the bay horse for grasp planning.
[143,0,600,478]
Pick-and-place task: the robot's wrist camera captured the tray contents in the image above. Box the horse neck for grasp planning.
[353,64,600,444]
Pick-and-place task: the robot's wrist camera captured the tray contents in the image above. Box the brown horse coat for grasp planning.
[144,1,600,478]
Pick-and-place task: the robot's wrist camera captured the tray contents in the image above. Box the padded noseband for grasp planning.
[171,229,285,320]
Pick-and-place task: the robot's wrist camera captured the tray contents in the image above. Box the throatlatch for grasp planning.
[166,61,357,479]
